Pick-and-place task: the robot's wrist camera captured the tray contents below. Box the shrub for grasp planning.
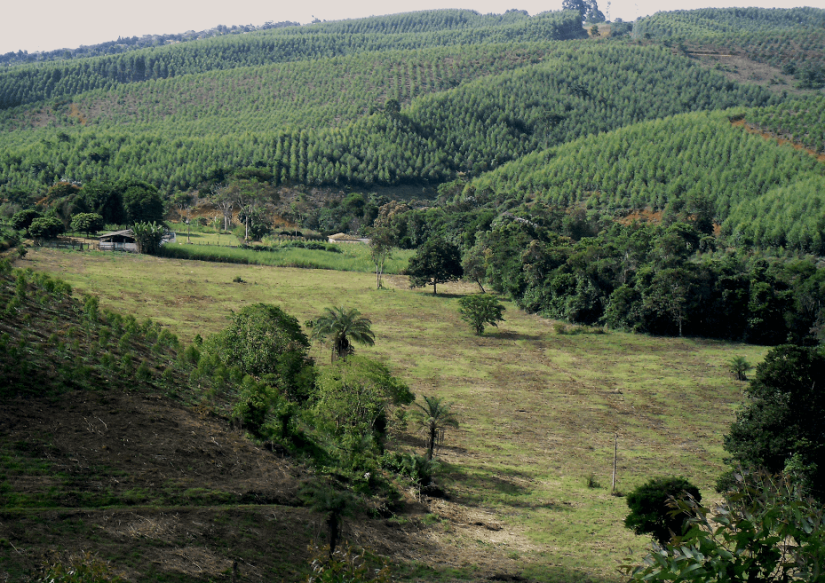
[624,477,701,545]
[36,551,126,583]
[203,303,312,397]
[11,209,41,231]
[457,294,506,335]
[135,361,152,382]
[231,376,274,434]
[622,471,825,583]
[305,542,391,583]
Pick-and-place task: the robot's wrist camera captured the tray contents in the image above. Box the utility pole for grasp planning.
[611,433,618,493]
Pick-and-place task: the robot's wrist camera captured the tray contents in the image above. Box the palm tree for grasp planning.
[410,395,459,460]
[310,306,375,363]
[728,356,753,381]
[299,482,358,559]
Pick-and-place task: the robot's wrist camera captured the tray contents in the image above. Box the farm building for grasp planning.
[327,232,370,244]
[99,229,176,252]
[99,230,137,252]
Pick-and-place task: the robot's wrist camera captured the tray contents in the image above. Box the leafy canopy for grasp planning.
[723,345,825,499]
[310,306,375,362]
[622,470,825,583]
[204,303,312,399]
[406,237,462,294]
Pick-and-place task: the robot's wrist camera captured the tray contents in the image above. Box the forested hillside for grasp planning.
[0,43,558,133]
[0,44,774,193]
[747,94,825,152]
[0,10,585,110]
[636,8,825,87]
[468,110,825,251]
[4,7,825,580]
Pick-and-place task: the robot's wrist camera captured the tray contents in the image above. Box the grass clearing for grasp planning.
[159,241,414,273]
[22,248,767,581]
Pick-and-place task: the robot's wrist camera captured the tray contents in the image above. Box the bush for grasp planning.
[36,551,126,583]
[624,477,701,546]
[305,542,391,583]
[457,294,505,335]
[11,209,41,231]
[232,376,274,434]
[622,471,825,583]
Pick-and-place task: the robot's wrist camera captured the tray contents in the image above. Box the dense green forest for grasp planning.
[0,10,585,110]
[0,44,775,193]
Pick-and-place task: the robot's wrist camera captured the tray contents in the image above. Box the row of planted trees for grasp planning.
[0,43,775,197]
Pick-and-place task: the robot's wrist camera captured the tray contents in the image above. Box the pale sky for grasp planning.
[2,0,823,55]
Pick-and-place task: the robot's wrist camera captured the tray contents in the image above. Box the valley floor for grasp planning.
[3,248,767,581]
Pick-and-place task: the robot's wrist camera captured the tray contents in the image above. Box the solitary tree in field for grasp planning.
[410,395,459,460]
[407,238,463,295]
[458,294,505,335]
[310,306,375,363]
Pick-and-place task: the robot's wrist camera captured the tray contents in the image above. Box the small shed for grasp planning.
[99,230,137,252]
[327,232,370,244]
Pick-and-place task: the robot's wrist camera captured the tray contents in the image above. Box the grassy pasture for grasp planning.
[24,248,767,581]
[159,236,415,273]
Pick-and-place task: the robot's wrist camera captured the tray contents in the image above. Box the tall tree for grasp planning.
[226,179,278,242]
[171,191,195,243]
[368,224,394,290]
[724,345,825,499]
[407,238,463,295]
[122,182,164,225]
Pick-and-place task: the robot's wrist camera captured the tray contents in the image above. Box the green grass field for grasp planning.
[24,248,767,581]
[159,235,414,273]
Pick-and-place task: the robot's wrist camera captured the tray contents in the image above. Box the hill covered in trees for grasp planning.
[0,10,585,110]
[636,7,825,87]
[0,43,776,192]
